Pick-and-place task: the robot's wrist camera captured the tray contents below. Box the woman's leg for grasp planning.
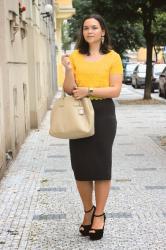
[90,180,111,231]
[76,180,94,225]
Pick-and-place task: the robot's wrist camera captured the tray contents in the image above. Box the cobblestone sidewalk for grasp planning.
[0,85,166,250]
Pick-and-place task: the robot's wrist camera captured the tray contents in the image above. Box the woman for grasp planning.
[62,14,123,240]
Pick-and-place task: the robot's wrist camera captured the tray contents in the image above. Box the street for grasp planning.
[0,84,166,250]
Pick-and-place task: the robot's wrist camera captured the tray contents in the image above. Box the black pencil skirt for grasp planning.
[69,98,117,181]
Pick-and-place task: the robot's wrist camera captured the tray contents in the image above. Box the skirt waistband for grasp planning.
[91,98,113,102]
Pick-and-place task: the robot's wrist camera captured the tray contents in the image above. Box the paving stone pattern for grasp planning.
[0,85,166,250]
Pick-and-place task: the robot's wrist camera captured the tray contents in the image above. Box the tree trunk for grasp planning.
[142,4,154,100]
[144,37,153,99]
[154,46,158,62]
[163,52,166,63]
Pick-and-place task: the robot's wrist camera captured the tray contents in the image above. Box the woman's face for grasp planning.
[83,18,105,45]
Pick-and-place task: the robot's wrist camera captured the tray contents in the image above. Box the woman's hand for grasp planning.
[72,87,88,99]
[61,55,72,70]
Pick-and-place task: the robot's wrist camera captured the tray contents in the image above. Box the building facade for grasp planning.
[55,0,75,85]
[126,48,165,63]
[0,0,57,179]
[0,67,6,179]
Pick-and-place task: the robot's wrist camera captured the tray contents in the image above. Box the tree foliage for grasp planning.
[109,0,166,99]
[153,12,166,46]
[62,21,72,52]
[68,0,93,41]
[68,0,145,55]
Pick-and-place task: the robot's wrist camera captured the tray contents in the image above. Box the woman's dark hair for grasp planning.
[76,14,111,55]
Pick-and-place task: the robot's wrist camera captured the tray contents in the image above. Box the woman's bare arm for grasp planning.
[61,55,76,94]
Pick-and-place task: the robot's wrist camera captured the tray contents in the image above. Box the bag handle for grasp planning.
[60,88,84,107]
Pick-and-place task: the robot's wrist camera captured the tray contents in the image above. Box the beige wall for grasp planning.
[0,67,6,178]
[27,2,54,128]
[0,0,12,156]
[5,1,30,155]
[127,48,165,63]
[0,0,57,179]
[0,0,30,159]
[137,48,165,63]
[56,0,73,5]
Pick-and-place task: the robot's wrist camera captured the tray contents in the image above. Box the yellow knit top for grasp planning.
[69,49,123,88]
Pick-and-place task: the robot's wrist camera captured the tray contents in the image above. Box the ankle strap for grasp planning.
[94,212,105,217]
[84,205,95,213]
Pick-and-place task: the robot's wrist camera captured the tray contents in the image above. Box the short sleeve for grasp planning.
[109,53,123,75]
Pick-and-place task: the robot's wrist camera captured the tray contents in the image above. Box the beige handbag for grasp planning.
[49,91,95,139]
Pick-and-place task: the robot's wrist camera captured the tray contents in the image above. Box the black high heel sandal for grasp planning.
[89,213,106,240]
[79,205,96,236]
